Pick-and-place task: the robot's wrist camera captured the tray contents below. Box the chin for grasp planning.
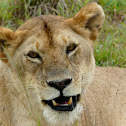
[43,102,83,126]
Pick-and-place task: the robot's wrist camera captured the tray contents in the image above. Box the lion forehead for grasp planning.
[17,15,90,46]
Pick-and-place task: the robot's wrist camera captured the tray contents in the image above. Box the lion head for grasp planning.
[0,3,104,126]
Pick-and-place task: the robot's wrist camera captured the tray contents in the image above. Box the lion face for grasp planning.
[0,3,104,126]
[13,17,95,124]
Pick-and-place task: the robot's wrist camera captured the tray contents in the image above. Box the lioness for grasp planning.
[0,2,126,126]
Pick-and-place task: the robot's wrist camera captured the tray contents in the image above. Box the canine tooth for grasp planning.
[52,100,58,106]
[68,97,72,105]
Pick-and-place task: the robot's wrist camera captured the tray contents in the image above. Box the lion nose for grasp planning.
[47,78,72,91]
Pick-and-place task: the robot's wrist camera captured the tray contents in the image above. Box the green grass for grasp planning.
[0,0,126,67]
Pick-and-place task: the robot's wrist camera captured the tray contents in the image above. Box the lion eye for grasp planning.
[66,44,77,54]
[27,51,41,59]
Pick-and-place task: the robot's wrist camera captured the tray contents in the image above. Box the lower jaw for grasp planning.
[43,103,83,126]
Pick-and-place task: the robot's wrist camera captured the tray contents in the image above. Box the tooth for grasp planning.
[60,104,68,106]
[68,97,72,105]
[52,100,58,106]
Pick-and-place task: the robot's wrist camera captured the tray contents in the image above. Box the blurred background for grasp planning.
[0,0,126,67]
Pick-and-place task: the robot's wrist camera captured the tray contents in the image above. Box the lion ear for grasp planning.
[66,2,105,41]
[0,27,26,62]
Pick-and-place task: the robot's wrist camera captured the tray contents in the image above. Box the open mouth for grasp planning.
[42,94,80,111]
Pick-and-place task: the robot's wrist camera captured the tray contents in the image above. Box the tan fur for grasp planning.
[0,3,126,126]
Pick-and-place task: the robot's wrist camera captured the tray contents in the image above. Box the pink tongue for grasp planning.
[58,101,68,105]
[62,102,68,104]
